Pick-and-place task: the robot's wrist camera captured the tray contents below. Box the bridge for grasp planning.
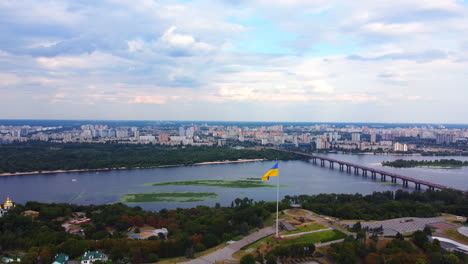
[274,149,465,192]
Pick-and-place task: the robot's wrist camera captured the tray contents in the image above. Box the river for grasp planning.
[0,154,467,210]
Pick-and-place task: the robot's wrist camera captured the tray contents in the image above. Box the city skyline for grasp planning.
[1,1,468,122]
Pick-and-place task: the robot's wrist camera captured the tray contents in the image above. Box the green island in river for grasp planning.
[121,192,218,203]
[146,179,289,188]
[382,159,468,168]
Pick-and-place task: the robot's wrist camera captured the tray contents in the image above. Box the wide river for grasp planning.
[1,154,467,210]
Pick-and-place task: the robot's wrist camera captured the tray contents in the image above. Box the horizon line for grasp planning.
[0,118,467,126]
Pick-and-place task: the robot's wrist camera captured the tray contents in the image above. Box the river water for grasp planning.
[0,154,467,210]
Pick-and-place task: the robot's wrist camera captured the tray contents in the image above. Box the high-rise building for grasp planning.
[315,137,329,149]
[352,133,361,143]
[186,127,194,137]
[370,132,377,143]
[116,129,129,138]
[393,142,408,152]
[158,133,169,143]
[436,134,455,144]
[217,139,226,146]
[179,126,185,137]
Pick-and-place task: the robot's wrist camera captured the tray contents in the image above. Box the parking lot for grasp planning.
[345,217,444,236]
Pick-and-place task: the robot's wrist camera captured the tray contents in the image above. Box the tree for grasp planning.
[423,226,432,236]
[413,230,429,249]
[39,247,53,264]
[22,247,40,264]
[110,248,124,262]
[58,238,90,258]
[148,253,159,263]
[395,232,404,240]
[266,255,276,264]
[415,259,427,264]
[352,222,362,231]
[256,251,264,264]
[357,230,366,241]
[240,254,256,264]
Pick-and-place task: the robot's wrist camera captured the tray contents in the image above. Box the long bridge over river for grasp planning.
[274,149,465,193]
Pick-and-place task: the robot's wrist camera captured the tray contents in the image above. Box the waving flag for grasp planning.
[262,162,279,181]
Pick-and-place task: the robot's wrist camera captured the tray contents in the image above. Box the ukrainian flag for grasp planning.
[262,162,279,181]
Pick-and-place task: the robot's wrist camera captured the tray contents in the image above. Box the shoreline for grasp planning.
[335,152,422,156]
[0,158,266,177]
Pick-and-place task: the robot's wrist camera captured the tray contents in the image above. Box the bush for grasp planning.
[240,254,256,264]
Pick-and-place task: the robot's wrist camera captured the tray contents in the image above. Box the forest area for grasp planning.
[0,142,300,173]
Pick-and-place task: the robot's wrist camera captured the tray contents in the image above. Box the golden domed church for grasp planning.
[4,196,14,209]
[0,196,15,217]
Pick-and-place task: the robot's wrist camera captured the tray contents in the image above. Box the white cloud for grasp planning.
[127,40,145,52]
[36,52,131,69]
[361,22,428,36]
[154,26,214,55]
[2,0,468,121]
[128,95,167,104]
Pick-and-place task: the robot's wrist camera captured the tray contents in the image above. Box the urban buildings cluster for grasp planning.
[1,123,467,153]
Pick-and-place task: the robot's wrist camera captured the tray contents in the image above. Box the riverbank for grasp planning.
[0,158,266,177]
[334,152,422,156]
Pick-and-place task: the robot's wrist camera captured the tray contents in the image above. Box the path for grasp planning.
[181,209,351,264]
[280,228,333,238]
[180,226,275,264]
[284,209,354,237]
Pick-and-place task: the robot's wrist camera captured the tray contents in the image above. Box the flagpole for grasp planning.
[275,161,280,238]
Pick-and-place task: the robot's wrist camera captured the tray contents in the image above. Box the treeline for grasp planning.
[328,230,467,264]
[0,142,300,173]
[0,199,285,263]
[382,159,468,168]
[284,190,468,220]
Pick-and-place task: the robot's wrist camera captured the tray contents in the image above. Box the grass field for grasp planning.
[147,179,288,188]
[280,223,328,235]
[279,230,347,245]
[444,229,468,244]
[121,192,218,203]
[244,229,346,250]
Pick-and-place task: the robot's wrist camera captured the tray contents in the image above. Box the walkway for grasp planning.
[181,209,351,264]
[284,209,354,237]
[280,228,333,238]
[179,226,275,264]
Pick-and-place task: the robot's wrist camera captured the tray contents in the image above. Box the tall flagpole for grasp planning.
[275,161,280,238]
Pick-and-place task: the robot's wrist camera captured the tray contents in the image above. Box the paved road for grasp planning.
[180,226,275,264]
[181,209,351,264]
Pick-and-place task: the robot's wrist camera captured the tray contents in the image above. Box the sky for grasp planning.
[1,0,468,123]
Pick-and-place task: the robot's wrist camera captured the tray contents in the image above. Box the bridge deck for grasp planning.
[275,149,464,192]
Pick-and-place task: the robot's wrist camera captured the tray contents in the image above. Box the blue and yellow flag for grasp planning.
[262,162,279,181]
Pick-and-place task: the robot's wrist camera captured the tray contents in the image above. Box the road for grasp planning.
[179,226,275,264]
[181,209,352,264]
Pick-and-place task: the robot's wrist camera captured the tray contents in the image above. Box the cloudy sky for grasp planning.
[1,0,468,123]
